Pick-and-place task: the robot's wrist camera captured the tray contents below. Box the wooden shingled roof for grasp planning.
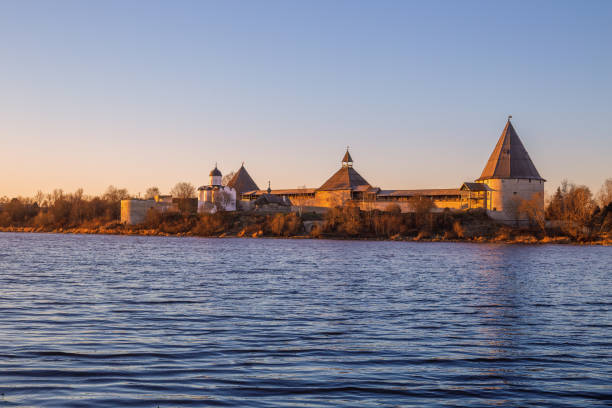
[317,150,372,191]
[242,188,316,196]
[377,188,463,197]
[477,120,544,181]
[227,164,259,195]
[460,182,489,191]
[342,150,353,163]
[318,166,372,191]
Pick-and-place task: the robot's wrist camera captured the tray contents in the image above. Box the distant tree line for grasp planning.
[544,179,612,239]
[0,179,611,242]
[0,186,130,228]
[0,182,197,229]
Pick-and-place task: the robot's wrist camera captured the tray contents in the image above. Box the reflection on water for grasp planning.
[0,233,611,407]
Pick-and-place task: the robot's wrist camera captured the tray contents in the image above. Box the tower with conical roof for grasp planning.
[477,118,545,222]
[226,163,259,196]
[315,149,375,206]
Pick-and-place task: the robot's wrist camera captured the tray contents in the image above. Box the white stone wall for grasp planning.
[481,178,544,222]
[121,199,180,225]
[121,200,155,225]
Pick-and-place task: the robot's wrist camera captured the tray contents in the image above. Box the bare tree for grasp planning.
[518,193,546,233]
[34,190,45,206]
[597,178,612,207]
[103,186,130,202]
[73,188,84,201]
[47,189,65,206]
[546,181,595,238]
[565,185,595,232]
[144,187,160,200]
[69,188,85,224]
[408,196,435,230]
[171,182,196,199]
[222,171,235,186]
[213,189,233,211]
[291,185,315,216]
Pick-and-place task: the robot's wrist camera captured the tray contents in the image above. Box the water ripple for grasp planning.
[0,232,611,407]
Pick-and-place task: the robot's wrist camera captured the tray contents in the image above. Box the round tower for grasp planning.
[476,118,545,222]
[209,164,222,186]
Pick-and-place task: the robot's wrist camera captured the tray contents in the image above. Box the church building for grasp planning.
[197,164,237,213]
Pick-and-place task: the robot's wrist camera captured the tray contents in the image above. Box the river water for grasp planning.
[0,232,610,407]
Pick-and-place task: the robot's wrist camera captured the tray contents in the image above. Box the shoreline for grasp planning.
[2,226,610,246]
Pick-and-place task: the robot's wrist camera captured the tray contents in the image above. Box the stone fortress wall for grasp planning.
[121,119,545,226]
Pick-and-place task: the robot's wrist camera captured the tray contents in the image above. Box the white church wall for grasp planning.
[198,186,237,213]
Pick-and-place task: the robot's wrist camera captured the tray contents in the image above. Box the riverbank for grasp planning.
[2,225,610,245]
[3,184,611,245]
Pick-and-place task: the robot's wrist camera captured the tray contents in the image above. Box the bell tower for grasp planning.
[209,164,222,186]
[342,147,353,168]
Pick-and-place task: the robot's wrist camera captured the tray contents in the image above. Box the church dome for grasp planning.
[209,166,222,177]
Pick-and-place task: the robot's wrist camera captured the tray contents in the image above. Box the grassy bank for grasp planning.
[1,208,610,245]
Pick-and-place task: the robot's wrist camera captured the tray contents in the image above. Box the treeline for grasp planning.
[0,186,129,228]
[544,180,612,239]
[0,181,195,228]
[1,180,611,242]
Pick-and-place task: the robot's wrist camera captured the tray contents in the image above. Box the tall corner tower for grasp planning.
[476,118,545,222]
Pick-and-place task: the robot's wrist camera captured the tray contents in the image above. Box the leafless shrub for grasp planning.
[145,187,160,200]
[170,182,196,199]
[518,192,546,234]
[597,178,612,207]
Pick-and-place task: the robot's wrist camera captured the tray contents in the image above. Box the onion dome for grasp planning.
[209,165,222,177]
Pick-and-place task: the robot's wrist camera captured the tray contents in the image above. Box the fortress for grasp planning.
[122,118,544,224]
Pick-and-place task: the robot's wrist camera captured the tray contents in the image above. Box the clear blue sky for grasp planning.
[1,0,610,198]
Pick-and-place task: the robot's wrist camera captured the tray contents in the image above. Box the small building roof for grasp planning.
[353,185,380,193]
[460,182,490,192]
[477,120,544,181]
[377,188,463,197]
[254,194,290,206]
[227,164,259,195]
[242,188,316,196]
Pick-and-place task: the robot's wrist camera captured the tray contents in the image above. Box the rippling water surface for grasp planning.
[0,232,611,407]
